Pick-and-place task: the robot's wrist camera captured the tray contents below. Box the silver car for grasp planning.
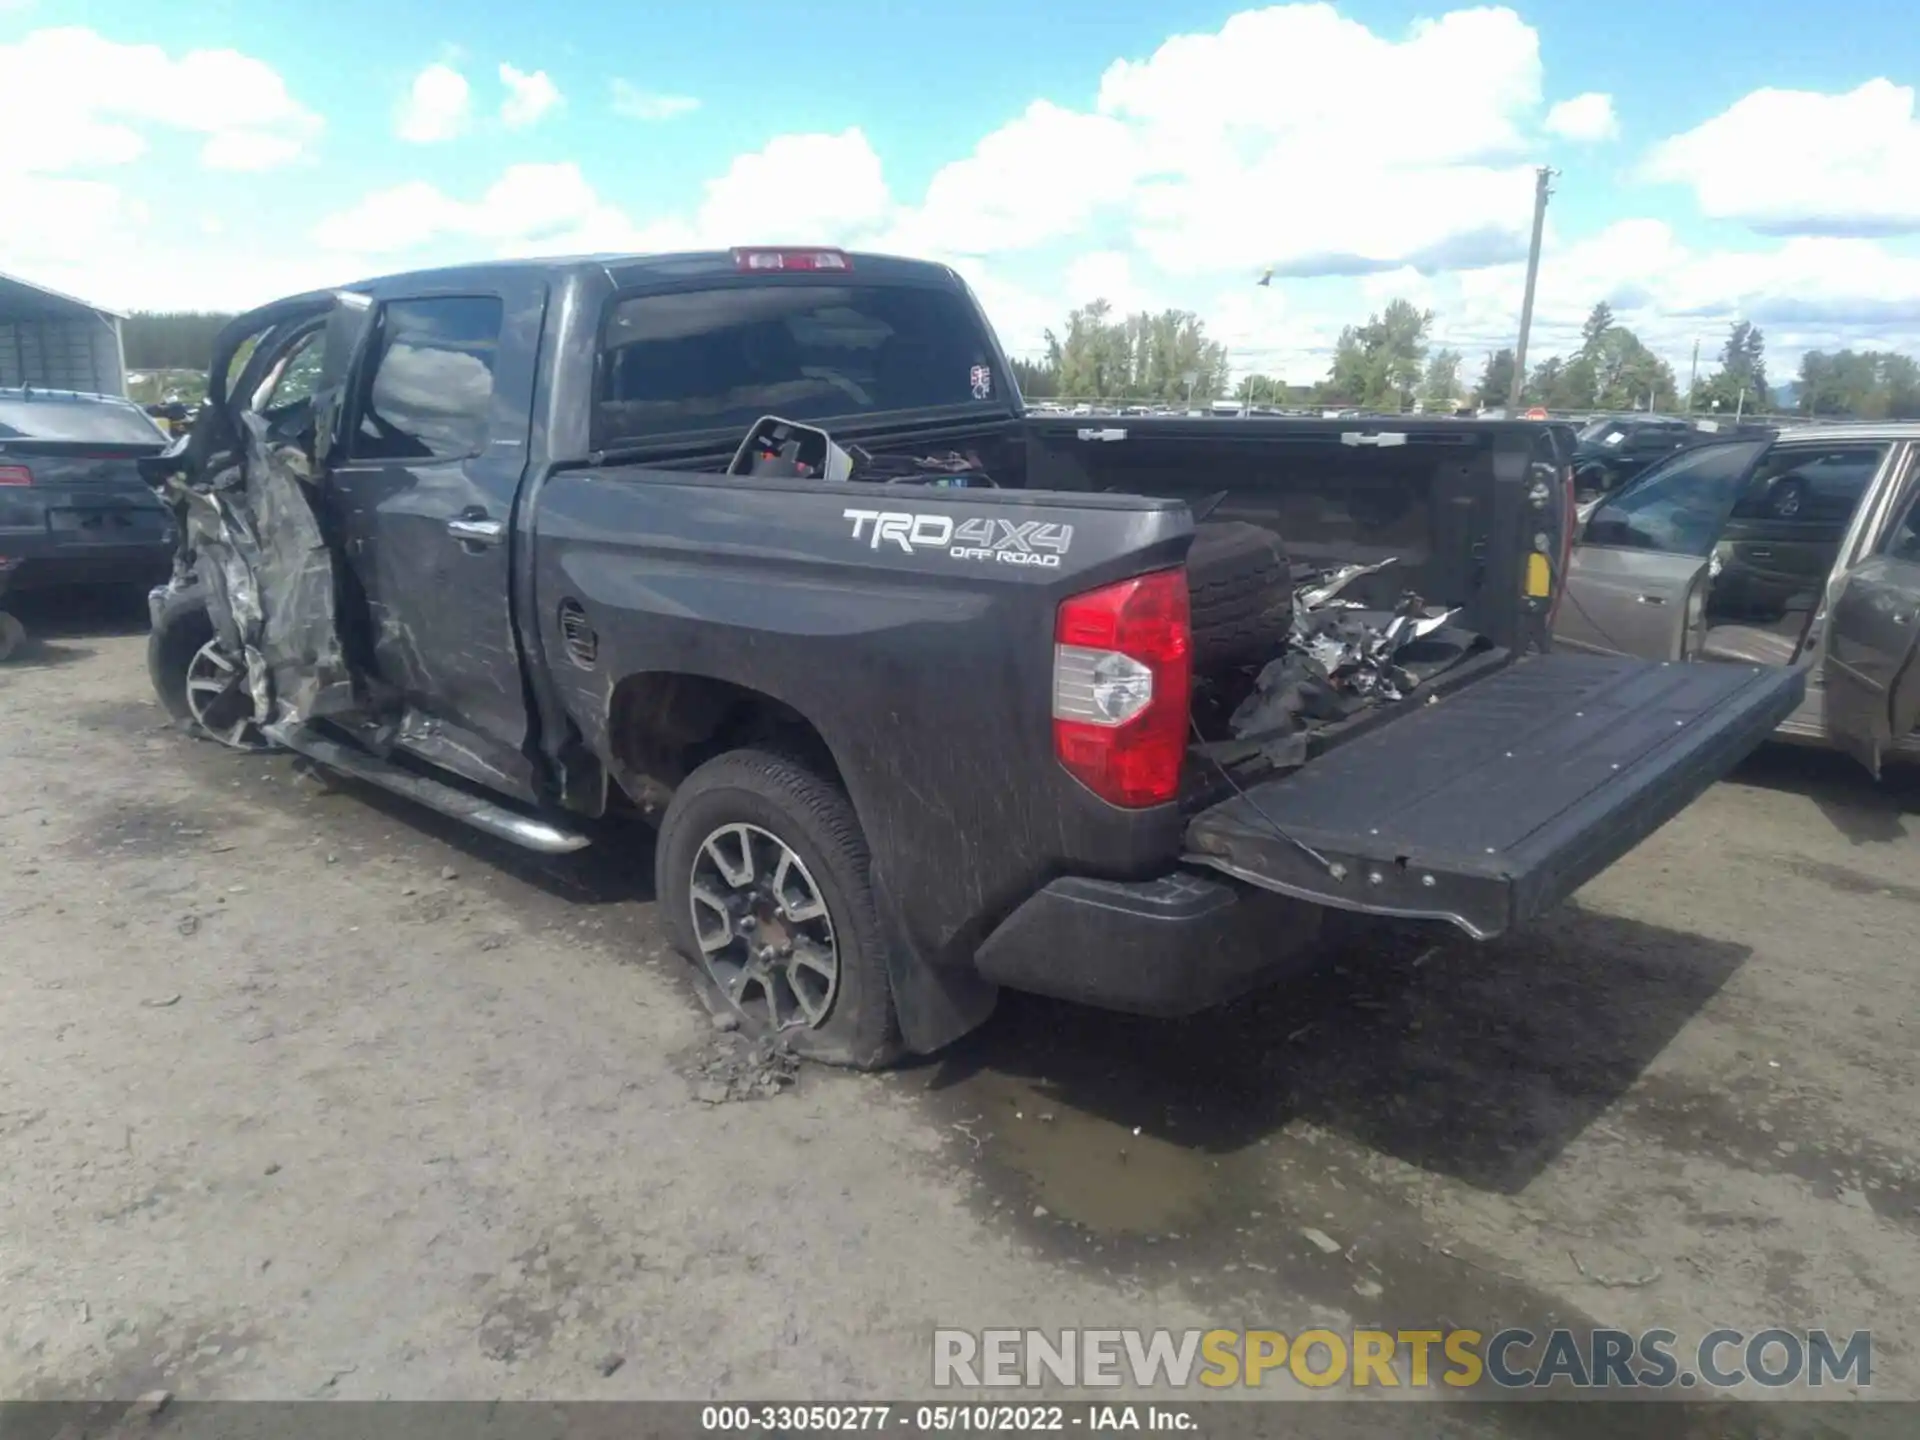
[1555,423,1920,775]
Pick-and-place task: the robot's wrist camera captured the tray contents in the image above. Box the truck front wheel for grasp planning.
[655,748,903,1069]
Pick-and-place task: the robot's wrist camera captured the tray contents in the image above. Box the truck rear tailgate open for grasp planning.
[1184,653,1805,939]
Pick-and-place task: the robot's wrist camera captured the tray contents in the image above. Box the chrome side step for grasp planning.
[267,723,592,855]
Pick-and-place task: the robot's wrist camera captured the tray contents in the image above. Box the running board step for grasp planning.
[266,723,592,855]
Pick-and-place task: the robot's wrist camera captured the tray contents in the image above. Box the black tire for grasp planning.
[1186,521,1293,669]
[148,585,214,727]
[655,748,903,1069]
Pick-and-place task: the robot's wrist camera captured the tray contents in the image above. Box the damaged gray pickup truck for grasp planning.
[143,247,1805,1067]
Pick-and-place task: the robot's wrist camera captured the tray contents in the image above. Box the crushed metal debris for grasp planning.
[1226,557,1481,764]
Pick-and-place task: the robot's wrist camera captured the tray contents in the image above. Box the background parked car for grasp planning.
[1569,415,1771,500]
[0,388,176,655]
[1554,423,1920,773]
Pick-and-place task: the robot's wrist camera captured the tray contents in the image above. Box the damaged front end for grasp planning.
[144,293,371,744]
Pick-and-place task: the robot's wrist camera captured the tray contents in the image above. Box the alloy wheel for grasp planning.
[688,822,839,1031]
[184,640,270,751]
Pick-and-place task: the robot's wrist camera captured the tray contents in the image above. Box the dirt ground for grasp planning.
[4,591,1919,1434]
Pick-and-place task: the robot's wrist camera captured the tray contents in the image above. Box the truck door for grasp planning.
[1824,456,1920,777]
[323,275,548,799]
[1556,439,1770,659]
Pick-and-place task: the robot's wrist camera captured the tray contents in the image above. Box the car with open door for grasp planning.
[1556,424,1920,774]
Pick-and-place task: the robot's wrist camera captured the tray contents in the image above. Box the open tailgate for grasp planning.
[1184,653,1804,939]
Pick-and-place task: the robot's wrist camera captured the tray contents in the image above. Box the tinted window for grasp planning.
[0,398,165,444]
[351,297,503,461]
[1626,427,1684,452]
[1730,445,1888,524]
[1585,440,1768,555]
[596,283,1002,446]
[1887,484,1920,563]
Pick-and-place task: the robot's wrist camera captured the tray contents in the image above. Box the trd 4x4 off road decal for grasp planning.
[843,509,1074,568]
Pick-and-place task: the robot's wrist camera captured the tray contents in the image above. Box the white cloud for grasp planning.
[201,131,307,172]
[499,63,560,129]
[886,3,1546,280]
[313,130,892,259]
[1063,251,1152,313]
[1643,79,1920,236]
[694,130,891,245]
[0,26,319,175]
[1437,218,1920,378]
[1543,93,1618,142]
[396,62,471,144]
[610,79,700,121]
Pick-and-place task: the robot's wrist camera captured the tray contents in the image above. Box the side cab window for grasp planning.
[349,296,506,462]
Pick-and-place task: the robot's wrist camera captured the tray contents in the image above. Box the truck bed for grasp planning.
[1184,653,1806,939]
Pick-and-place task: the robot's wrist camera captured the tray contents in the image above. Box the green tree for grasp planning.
[1419,348,1463,410]
[1009,357,1058,399]
[1321,298,1432,409]
[1797,348,1920,419]
[1475,348,1516,407]
[1697,320,1769,415]
[1044,300,1229,403]
[122,311,233,370]
[1523,355,1564,407]
[1579,302,1615,360]
[1238,373,1286,406]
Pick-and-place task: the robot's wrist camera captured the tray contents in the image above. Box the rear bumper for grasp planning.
[0,530,174,596]
[0,548,173,594]
[973,869,1326,1017]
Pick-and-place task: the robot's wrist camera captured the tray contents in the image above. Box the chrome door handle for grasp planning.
[447,516,504,546]
[1634,593,1665,605]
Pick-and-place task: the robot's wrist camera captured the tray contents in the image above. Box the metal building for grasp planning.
[0,269,128,396]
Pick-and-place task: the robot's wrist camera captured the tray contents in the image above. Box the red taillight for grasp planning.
[0,465,32,487]
[730,247,852,273]
[1052,568,1191,808]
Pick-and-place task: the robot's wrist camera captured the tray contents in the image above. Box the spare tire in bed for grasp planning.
[1185,521,1293,668]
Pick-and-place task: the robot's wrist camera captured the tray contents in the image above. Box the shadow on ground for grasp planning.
[280,758,658,912]
[1731,741,1920,845]
[1,585,151,671]
[1,584,152,642]
[929,903,1748,1198]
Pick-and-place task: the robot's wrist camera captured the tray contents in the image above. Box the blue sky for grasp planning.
[5,0,1919,384]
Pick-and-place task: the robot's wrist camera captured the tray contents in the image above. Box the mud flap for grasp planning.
[1184,652,1805,939]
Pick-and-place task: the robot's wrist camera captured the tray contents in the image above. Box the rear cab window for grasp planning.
[593,281,1005,449]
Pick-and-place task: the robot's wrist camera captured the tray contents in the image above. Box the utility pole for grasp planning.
[1507,165,1557,413]
[1686,339,1699,412]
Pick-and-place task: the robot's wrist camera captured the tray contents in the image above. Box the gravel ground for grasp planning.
[3,592,1918,1435]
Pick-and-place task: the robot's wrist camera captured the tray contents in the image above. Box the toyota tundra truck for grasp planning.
[142,247,1804,1066]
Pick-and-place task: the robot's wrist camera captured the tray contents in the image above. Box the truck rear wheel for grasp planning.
[655,748,902,1069]
[1186,521,1294,669]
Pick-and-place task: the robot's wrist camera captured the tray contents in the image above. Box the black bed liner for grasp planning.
[1184,653,1806,938]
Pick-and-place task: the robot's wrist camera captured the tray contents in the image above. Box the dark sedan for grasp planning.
[1,388,177,610]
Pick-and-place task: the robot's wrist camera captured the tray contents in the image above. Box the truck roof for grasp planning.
[342,249,970,297]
